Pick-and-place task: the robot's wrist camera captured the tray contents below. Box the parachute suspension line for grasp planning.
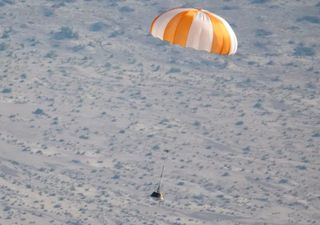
[157,164,165,192]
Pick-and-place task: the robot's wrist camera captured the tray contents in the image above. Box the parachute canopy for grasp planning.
[150,8,238,55]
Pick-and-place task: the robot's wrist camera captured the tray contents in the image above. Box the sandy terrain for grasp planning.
[0,0,319,224]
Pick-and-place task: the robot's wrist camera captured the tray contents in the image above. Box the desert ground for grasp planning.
[0,0,319,224]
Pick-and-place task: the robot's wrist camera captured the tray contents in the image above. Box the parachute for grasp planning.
[150,8,238,55]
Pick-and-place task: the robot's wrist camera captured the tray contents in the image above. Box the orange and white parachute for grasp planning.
[150,8,238,55]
